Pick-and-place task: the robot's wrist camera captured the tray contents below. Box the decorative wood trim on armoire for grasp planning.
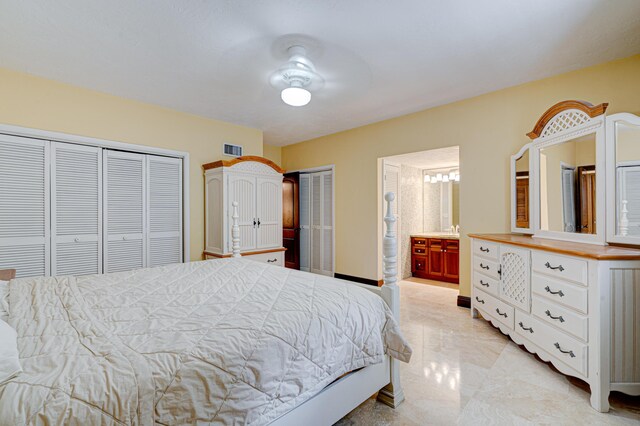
[202,155,286,174]
[526,100,608,139]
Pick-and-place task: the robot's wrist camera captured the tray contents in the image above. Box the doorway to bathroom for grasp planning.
[380,146,460,289]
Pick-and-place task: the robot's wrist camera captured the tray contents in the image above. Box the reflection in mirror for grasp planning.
[540,133,597,234]
[615,121,640,236]
[515,150,530,228]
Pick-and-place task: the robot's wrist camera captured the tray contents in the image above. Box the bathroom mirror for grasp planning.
[539,133,597,235]
[606,113,640,245]
[510,145,532,233]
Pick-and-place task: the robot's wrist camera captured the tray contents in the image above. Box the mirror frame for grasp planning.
[510,143,533,234]
[516,100,609,245]
[605,112,640,245]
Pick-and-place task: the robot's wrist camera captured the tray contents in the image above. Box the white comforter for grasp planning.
[0,259,411,425]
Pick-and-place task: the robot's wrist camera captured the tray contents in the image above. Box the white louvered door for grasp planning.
[256,177,282,249]
[309,171,333,276]
[147,155,183,267]
[104,150,146,273]
[228,174,257,251]
[299,174,311,272]
[51,143,102,276]
[0,134,50,278]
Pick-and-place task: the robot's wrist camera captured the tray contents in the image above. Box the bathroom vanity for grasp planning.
[411,233,459,283]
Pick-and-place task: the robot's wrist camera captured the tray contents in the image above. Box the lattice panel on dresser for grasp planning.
[499,247,531,311]
[540,110,591,138]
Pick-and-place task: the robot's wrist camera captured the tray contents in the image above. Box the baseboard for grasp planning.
[334,273,382,287]
[457,295,471,308]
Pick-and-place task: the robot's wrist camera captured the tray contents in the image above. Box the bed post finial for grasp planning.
[231,201,241,258]
[383,192,397,290]
[377,191,405,409]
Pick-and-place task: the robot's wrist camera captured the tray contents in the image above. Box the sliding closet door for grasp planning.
[104,150,146,273]
[299,174,311,272]
[0,135,50,278]
[147,155,183,267]
[51,142,102,276]
[309,171,333,276]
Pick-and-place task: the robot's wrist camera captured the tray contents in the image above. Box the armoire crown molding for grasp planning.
[202,155,286,174]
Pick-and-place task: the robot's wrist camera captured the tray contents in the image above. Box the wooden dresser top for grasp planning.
[468,233,640,260]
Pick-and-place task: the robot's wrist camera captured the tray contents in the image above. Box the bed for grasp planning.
[0,193,410,425]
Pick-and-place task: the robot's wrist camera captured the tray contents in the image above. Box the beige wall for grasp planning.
[263,144,282,167]
[281,54,640,296]
[0,67,263,261]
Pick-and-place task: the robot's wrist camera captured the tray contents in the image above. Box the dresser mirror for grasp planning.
[510,145,532,233]
[539,133,597,234]
[605,113,640,245]
[510,100,608,244]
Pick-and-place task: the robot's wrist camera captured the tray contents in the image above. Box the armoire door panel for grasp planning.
[104,151,146,273]
[147,156,182,266]
[51,142,102,276]
[228,175,257,251]
[257,177,282,249]
[0,134,50,278]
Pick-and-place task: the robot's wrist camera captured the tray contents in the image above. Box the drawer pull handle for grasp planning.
[480,246,490,253]
[545,310,565,323]
[479,280,490,287]
[554,342,575,358]
[475,296,485,304]
[544,286,565,297]
[544,262,565,272]
[267,259,278,263]
[495,308,508,318]
[518,322,534,333]
[479,263,490,270]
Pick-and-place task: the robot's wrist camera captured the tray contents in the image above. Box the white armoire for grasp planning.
[203,156,285,265]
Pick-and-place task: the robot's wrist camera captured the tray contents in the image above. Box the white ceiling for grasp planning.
[1,1,639,146]
[385,146,459,170]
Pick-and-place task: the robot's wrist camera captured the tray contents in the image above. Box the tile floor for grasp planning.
[336,279,640,425]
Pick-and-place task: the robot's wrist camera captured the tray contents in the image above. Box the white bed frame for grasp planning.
[231,193,404,425]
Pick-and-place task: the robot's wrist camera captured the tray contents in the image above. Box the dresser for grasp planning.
[203,156,285,265]
[470,233,640,412]
[411,235,459,283]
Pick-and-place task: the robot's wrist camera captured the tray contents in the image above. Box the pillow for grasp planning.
[0,281,8,322]
[0,319,21,384]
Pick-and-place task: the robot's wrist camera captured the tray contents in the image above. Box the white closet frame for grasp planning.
[0,123,190,262]
[290,165,335,276]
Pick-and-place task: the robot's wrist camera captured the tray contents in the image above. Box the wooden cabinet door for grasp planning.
[412,255,427,274]
[428,240,444,278]
[443,240,460,283]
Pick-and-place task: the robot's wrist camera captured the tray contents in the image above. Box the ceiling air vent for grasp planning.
[223,143,243,157]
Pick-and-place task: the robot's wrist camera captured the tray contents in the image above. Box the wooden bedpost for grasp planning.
[377,192,405,408]
[231,201,241,258]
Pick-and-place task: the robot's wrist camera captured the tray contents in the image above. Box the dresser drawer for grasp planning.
[244,251,284,266]
[473,256,500,280]
[473,240,499,261]
[532,251,587,285]
[532,273,588,314]
[412,246,427,255]
[516,311,587,376]
[532,296,588,342]
[412,237,426,246]
[472,270,499,296]
[474,288,514,330]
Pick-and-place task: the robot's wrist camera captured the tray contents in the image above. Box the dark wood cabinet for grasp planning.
[411,236,459,284]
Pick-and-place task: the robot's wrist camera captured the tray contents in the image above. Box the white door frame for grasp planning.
[0,123,190,262]
[290,165,335,277]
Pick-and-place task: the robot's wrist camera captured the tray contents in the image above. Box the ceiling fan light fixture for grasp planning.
[281,85,311,107]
